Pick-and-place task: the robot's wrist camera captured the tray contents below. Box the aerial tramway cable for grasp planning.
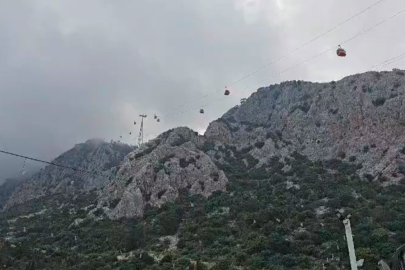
[160,0,388,117]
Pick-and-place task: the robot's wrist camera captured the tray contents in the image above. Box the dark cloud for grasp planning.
[1,0,404,181]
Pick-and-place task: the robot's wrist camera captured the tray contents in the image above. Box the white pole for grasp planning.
[343,218,358,270]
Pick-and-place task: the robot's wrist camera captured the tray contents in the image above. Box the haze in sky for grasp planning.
[1,0,404,181]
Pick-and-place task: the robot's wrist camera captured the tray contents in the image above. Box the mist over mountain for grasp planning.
[1,69,405,269]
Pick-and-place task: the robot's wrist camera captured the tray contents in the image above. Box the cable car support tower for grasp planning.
[137,114,147,146]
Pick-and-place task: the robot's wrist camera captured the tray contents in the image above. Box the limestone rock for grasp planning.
[100,127,228,219]
[205,69,405,180]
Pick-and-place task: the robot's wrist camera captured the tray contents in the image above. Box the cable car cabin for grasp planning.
[336,45,346,57]
[224,89,230,96]
[154,114,157,119]
[157,119,160,122]
[200,109,204,114]
[134,121,136,125]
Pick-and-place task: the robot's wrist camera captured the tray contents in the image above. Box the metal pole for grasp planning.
[137,114,147,146]
[343,218,358,270]
[141,117,144,144]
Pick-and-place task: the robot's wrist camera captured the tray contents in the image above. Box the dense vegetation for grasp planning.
[1,151,405,269]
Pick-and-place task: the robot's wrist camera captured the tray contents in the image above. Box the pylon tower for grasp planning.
[137,114,147,146]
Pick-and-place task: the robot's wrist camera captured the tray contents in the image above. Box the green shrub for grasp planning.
[254,141,265,149]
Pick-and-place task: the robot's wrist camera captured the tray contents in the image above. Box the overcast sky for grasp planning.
[1,0,404,181]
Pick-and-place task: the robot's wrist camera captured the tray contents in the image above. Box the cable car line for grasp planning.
[226,0,387,86]
[16,3,400,148]
[171,55,405,120]
[160,0,388,116]
[0,150,107,178]
[237,7,405,95]
[0,149,133,185]
[4,50,405,176]
[161,6,405,119]
[377,55,405,69]
[168,96,228,118]
[371,52,405,70]
[165,49,405,121]
[339,8,405,45]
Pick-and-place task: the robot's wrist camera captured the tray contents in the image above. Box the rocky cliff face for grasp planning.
[2,69,405,217]
[205,69,405,182]
[2,129,228,220]
[97,127,228,219]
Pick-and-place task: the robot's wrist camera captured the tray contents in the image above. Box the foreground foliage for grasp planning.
[1,152,405,269]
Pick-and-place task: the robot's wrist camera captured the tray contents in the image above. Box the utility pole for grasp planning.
[336,210,358,270]
[344,218,358,270]
[137,114,147,146]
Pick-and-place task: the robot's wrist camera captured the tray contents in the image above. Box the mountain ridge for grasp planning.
[205,69,405,182]
[1,68,405,269]
[3,69,405,214]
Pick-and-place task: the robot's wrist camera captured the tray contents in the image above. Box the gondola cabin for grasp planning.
[336,45,346,57]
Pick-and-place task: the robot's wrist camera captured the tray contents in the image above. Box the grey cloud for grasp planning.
[0,0,404,181]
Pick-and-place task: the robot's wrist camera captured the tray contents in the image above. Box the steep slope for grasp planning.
[3,139,135,210]
[1,69,405,270]
[205,69,405,182]
[96,127,228,219]
[5,69,405,213]
[2,150,404,270]
[0,178,25,208]
[2,128,228,220]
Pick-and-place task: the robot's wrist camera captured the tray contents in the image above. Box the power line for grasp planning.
[161,0,388,117]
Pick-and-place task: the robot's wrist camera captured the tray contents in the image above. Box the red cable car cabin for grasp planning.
[336,45,346,57]
[224,86,230,96]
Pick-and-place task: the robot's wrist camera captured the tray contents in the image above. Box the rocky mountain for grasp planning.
[2,139,135,210]
[1,69,405,270]
[0,178,25,208]
[206,69,405,182]
[97,127,227,219]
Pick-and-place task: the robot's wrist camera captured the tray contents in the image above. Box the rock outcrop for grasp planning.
[205,69,405,181]
[98,127,228,219]
[3,69,405,216]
